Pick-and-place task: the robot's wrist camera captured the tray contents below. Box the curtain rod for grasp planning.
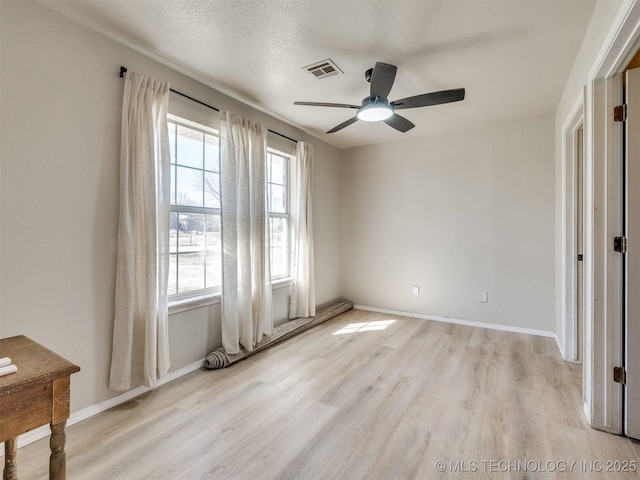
[119,66,298,144]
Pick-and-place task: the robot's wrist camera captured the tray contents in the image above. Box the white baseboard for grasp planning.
[554,332,566,359]
[2,359,205,455]
[353,304,556,338]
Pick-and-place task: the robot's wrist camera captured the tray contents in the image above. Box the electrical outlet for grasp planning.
[480,292,488,303]
[412,285,420,296]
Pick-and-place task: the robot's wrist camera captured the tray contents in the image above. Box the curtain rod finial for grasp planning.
[119,66,127,78]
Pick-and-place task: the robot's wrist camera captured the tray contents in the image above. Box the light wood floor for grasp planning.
[12,309,640,479]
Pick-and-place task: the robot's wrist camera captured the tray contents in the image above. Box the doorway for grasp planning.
[576,125,585,364]
[567,0,640,438]
[562,98,585,366]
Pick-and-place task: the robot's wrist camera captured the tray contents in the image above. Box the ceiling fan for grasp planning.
[294,62,465,134]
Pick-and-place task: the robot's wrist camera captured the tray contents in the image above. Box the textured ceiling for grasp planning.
[50,0,597,149]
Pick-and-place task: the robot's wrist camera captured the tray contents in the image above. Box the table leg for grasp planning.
[49,421,67,480]
[3,437,18,480]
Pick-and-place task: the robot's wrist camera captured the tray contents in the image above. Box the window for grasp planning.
[168,118,221,299]
[267,150,290,279]
[167,116,292,302]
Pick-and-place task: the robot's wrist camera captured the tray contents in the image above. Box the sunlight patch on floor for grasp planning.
[332,319,396,335]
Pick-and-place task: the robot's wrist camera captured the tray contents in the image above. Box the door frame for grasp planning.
[561,96,585,364]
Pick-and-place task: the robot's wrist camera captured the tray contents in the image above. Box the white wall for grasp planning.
[0,0,342,413]
[340,115,556,332]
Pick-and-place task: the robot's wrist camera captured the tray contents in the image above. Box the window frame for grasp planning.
[167,115,221,302]
[166,115,294,312]
[267,148,292,282]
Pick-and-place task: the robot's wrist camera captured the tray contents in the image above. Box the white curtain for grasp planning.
[289,141,316,319]
[109,71,171,391]
[220,111,272,354]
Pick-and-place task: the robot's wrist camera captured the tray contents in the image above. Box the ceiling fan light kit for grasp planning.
[294,62,465,134]
[357,101,393,122]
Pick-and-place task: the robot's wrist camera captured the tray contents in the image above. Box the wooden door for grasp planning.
[624,67,640,440]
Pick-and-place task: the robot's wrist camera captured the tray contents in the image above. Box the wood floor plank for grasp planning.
[11,311,640,479]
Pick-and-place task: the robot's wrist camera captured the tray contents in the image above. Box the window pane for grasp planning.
[269,184,286,213]
[205,134,219,172]
[271,247,287,278]
[270,217,287,247]
[170,211,178,295]
[176,125,203,169]
[205,215,221,288]
[170,212,178,253]
[178,212,205,237]
[170,165,176,205]
[177,213,205,293]
[204,172,220,209]
[168,254,177,295]
[271,155,285,184]
[176,166,203,206]
[206,213,221,234]
[177,252,205,293]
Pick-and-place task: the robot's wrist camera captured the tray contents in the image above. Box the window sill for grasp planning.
[168,278,293,316]
[272,277,293,290]
[169,293,221,315]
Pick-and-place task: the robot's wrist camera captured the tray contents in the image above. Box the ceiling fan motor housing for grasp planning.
[361,96,389,106]
[365,67,374,83]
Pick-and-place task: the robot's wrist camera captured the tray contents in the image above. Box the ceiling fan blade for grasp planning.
[326,116,359,134]
[294,101,360,109]
[370,62,397,100]
[391,88,465,110]
[384,113,415,133]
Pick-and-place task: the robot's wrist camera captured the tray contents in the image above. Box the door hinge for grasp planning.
[614,104,627,122]
[614,366,626,385]
[614,236,628,253]
[577,253,584,261]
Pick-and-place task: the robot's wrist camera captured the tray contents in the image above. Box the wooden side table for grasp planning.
[0,336,80,480]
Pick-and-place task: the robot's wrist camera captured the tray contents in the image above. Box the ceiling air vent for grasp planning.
[303,59,343,79]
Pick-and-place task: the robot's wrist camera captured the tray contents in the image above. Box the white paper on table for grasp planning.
[0,364,17,377]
